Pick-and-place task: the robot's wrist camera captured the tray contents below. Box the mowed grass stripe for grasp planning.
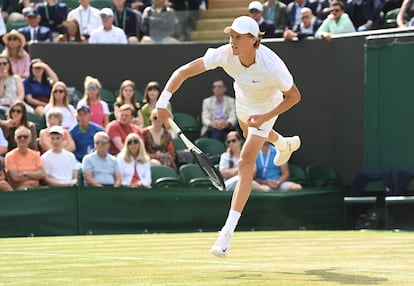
[1,231,414,285]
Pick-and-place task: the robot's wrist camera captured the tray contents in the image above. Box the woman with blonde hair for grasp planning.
[141,81,172,127]
[1,29,30,79]
[113,80,144,127]
[117,133,152,188]
[76,76,110,128]
[219,131,270,192]
[45,81,77,129]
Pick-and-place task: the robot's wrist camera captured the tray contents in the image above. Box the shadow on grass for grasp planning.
[224,268,387,284]
[306,268,387,285]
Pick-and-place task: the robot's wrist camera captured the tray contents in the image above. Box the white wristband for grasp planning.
[155,90,172,109]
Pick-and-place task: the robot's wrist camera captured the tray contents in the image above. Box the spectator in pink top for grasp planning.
[1,29,30,79]
[76,76,110,129]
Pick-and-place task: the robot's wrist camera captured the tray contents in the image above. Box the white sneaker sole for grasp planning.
[273,136,301,166]
[210,246,228,258]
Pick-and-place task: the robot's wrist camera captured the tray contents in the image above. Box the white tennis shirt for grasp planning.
[203,44,293,117]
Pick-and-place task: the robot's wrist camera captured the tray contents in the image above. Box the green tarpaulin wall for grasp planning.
[0,187,346,237]
[365,36,414,172]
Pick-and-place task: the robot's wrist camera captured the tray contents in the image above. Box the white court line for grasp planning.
[0,251,276,268]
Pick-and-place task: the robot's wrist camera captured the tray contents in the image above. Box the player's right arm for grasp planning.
[156,58,207,125]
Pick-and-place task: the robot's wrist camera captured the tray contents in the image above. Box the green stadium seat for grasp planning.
[173,112,200,141]
[288,164,311,186]
[179,163,214,188]
[150,165,182,188]
[194,137,225,165]
[306,164,340,187]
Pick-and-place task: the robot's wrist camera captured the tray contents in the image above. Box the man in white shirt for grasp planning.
[88,8,128,44]
[67,0,102,38]
[41,125,78,186]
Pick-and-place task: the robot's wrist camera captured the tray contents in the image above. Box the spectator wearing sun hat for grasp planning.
[1,29,30,78]
[41,125,78,186]
[248,1,278,38]
[88,8,128,44]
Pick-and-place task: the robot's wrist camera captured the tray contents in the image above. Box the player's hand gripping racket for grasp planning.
[168,118,226,191]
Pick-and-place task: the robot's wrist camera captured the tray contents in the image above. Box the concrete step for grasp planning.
[200,8,247,20]
[189,30,229,42]
[208,0,252,9]
[196,18,234,30]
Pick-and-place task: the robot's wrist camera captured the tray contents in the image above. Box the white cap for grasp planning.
[248,1,263,12]
[224,16,261,37]
[100,8,114,17]
[49,125,64,136]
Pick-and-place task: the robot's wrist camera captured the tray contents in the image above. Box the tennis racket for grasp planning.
[168,118,226,191]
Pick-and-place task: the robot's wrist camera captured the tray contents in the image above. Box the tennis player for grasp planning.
[156,16,301,258]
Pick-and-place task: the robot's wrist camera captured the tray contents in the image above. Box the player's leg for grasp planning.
[267,130,301,166]
[210,120,266,258]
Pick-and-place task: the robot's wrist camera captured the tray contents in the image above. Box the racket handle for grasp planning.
[168,118,181,134]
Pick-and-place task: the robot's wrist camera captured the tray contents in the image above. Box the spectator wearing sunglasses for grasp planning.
[201,79,237,143]
[142,108,176,170]
[106,104,143,155]
[45,81,77,129]
[1,29,30,79]
[315,1,355,41]
[76,76,110,128]
[1,101,37,152]
[219,131,270,192]
[0,55,27,114]
[23,58,59,117]
[117,133,151,188]
[5,125,45,190]
[82,131,121,187]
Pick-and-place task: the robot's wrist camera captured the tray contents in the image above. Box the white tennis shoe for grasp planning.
[273,136,301,166]
[210,230,233,258]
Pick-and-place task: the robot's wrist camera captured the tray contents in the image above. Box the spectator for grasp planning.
[0,55,26,114]
[1,101,37,151]
[76,76,110,128]
[315,0,338,20]
[106,104,143,155]
[117,133,151,188]
[113,79,144,128]
[18,7,53,46]
[82,131,121,187]
[169,0,189,41]
[38,108,76,153]
[1,29,30,79]
[45,81,77,129]
[285,0,318,30]
[201,79,237,142]
[112,0,140,43]
[41,125,78,186]
[0,128,8,156]
[142,109,176,169]
[57,18,87,43]
[1,0,25,23]
[5,125,45,190]
[0,160,13,191]
[284,7,322,40]
[347,0,384,31]
[70,105,104,162]
[263,0,287,32]
[0,15,6,43]
[248,1,277,38]
[254,141,302,191]
[219,131,270,192]
[141,0,179,43]
[37,0,68,35]
[23,58,59,117]
[67,0,102,39]
[315,1,356,41]
[397,0,414,27]
[88,8,128,44]
[141,81,172,127]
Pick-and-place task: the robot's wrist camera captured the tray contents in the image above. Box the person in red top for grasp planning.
[5,125,45,189]
[106,104,142,155]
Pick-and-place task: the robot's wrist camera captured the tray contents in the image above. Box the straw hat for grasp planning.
[3,29,26,47]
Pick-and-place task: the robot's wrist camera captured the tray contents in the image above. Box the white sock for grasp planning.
[222,210,241,233]
[271,134,287,151]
